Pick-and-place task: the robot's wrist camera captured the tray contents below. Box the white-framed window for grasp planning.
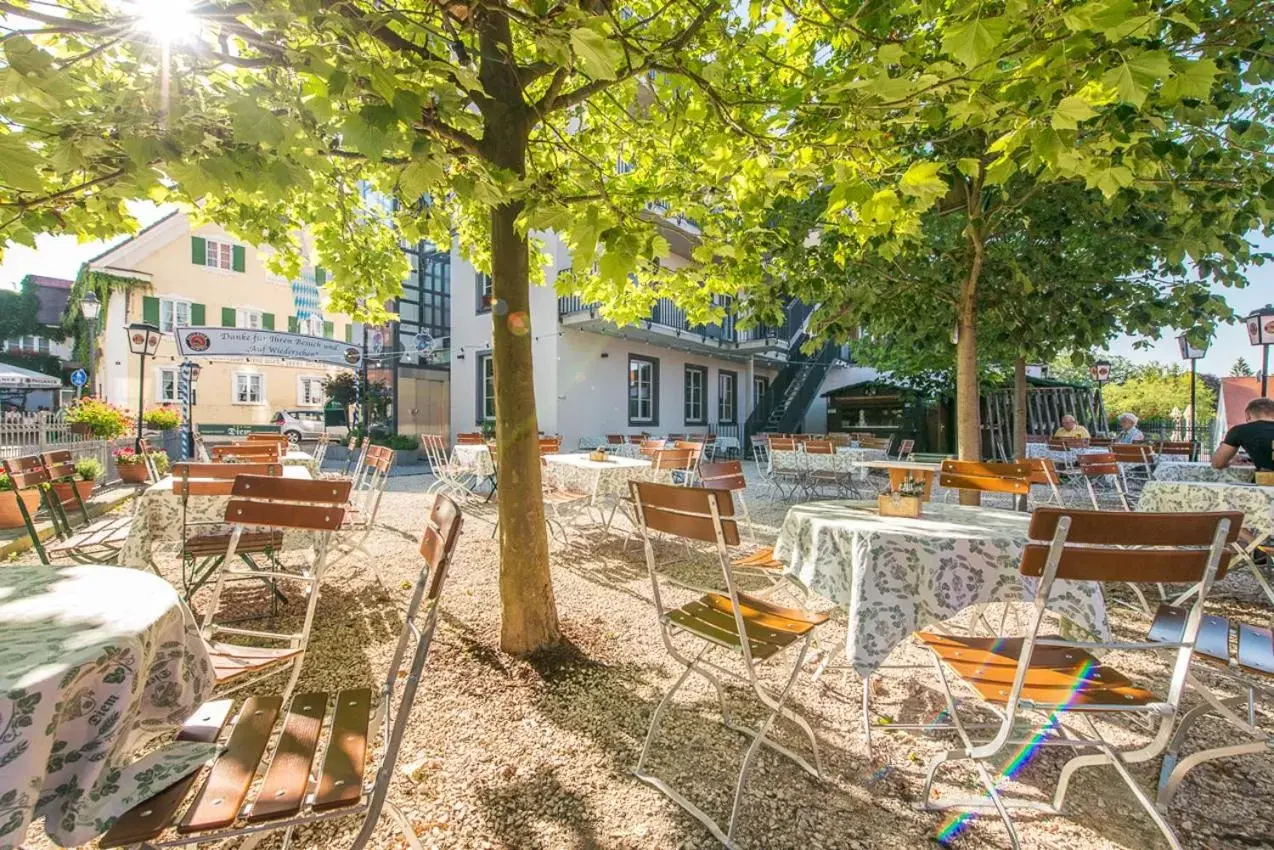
[297,376,325,406]
[159,298,192,333]
[237,308,263,329]
[718,370,737,424]
[628,355,658,425]
[156,367,179,403]
[205,239,233,270]
[684,365,706,425]
[305,316,324,337]
[477,353,495,422]
[233,371,264,405]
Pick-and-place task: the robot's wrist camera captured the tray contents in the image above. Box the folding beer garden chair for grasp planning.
[211,443,281,463]
[765,436,804,501]
[1111,442,1156,494]
[913,508,1242,850]
[1076,451,1132,511]
[99,494,464,850]
[331,446,396,566]
[3,453,131,565]
[1022,457,1065,508]
[630,481,829,847]
[938,460,1032,511]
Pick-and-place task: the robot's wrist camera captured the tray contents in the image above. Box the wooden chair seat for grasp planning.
[917,631,1157,707]
[182,528,284,558]
[208,641,305,684]
[731,546,784,571]
[666,591,829,661]
[100,689,371,848]
[544,488,590,505]
[44,514,132,554]
[1148,604,1274,677]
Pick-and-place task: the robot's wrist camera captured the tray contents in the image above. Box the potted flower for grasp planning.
[0,472,44,529]
[113,446,150,483]
[52,457,102,507]
[148,450,170,477]
[65,397,129,439]
[142,405,181,432]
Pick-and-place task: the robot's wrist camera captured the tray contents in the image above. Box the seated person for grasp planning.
[1053,414,1090,441]
[1212,397,1274,471]
[1113,412,1145,443]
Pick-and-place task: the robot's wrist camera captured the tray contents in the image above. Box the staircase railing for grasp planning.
[771,341,838,434]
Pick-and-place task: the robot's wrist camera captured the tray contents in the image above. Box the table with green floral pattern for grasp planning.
[1151,462,1256,484]
[0,564,214,849]
[119,465,317,570]
[1137,480,1274,537]
[773,501,1111,677]
[282,448,321,477]
[453,444,495,477]
[542,453,672,505]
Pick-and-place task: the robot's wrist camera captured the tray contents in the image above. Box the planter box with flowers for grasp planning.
[0,473,44,529]
[64,397,131,440]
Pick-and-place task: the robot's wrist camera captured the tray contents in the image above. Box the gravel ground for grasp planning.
[27,468,1274,850]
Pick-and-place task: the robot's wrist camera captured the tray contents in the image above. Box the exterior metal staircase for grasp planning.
[743,303,839,448]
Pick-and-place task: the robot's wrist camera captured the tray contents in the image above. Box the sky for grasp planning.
[2,207,1270,377]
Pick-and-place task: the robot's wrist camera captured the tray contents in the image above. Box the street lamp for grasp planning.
[1177,332,1210,442]
[127,322,161,451]
[183,361,201,459]
[1089,359,1111,386]
[1245,305,1274,397]
[79,291,101,396]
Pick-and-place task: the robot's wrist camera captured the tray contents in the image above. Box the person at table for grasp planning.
[1053,414,1090,440]
[1114,412,1145,443]
[1213,397,1274,471]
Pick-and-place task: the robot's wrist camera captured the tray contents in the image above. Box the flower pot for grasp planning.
[52,480,95,508]
[69,422,93,437]
[117,463,149,484]
[0,490,44,529]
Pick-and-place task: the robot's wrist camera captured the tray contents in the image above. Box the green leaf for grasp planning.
[400,158,444,198]
[1162,59,1219,103]
[570,27,624,80]
[898,161,946,204]
[941,17,1007,68]
[956,158,981,178]
[0,135,45,191]
[1052,95,1098,130]
[1103,51,1170,107]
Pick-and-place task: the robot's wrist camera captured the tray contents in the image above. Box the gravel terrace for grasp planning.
[26,469,1274,850]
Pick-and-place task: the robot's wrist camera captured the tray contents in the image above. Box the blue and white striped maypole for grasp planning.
[179,361,193,460]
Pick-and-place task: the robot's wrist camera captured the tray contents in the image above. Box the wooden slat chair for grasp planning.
[639,438,667,458]
[173,462,285,601]
[913,508,1242,850]
[135,436,165,483]
[100,494,464,850]
[246,433,291,451]
[539,457,592,545]
[35,450,133,564]
[456,432,485,445]
[1111,442,1156,494]
[422,434,480,502]
[1088,436,1114,447]
[538,436,562,455]
[801,439,855,498]
[332,446,396,566]
[2,454,81,565]
[629,481,829,847]
[1146,602,1274,809]
[327,434,366,479]
[766,437,804,500]
[894,438,915,459]
[211,443,281,463]
[827,433,852,448]
[861,435,892,453]
[672,440,705,485]
[199,475,353,707]
[606,433,625,445]
[1156,440,1196,462]
[310,432,332,468]
[1021,456,1065,508]
[1076,451,1132,511]
[938,460,1031,510]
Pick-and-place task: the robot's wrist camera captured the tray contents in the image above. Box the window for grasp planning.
[237,308,263,329]
[754,376,769,408]
[204,239,233,270]
[304,316,324,337]
[684,365,706,425]
[159,298,191,333]
[233,372,264,404]
[718,369,737,424]
[298,376,324,406]
[628,355,659,425]
[156,367,178,403]
[476,272,492,313]
[37,337,49,354]
[476,353,495,422]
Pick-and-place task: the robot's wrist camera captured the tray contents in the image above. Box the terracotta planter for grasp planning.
[52,480,95,508]
[69,422,93,437]
[117,463,149,484]
[0,490,44,529]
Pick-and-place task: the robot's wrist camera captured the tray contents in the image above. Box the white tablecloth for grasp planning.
[120,466,315,569]
[542,453,673,504]
[282,449,320,477]
[774,501,1110,677]
[0,565,214,848]
[453,443,494,477]
[1152,462,1255,484]
[1025,443,1108,466]
[1137,480,1274,538]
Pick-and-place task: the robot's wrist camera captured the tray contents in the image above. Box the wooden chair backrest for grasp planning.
[1156,441,1195,458]
[225,475,353,530]
[606,434,625,444]
[909,452,953,464]
[40,449,78,481]
[1111,443,1154,464]
[1076,451,1122,478]
[246,434,290,447]
[1022,457,1060,487]
[639,439,666,457]
[1022,508,1242,582]
[861,436,892,451]
[666,433,686,442]
[804,440,835,455]
[828,433,852,447]
[897,438,915,457]
[768,437,797,452]
[1089,436,1113,447]
[698,460,746,492]
[2,454,50,489]
[364,445,396,473]
[1046,437,1069,451]
[420,493,464,602]
[938,460,1031,495]
[173,462,283,479]
[630,481,739,545]
[628,434,645,444]
[1025,434,1047,444]
[538,438,562,455]
[211,443,280,461]
[456,433,485,445]
[653,448,695,472]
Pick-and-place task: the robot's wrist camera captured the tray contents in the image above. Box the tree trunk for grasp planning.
[477,9,559,654]
[1013,356,1028,459]
[955,223,984,505]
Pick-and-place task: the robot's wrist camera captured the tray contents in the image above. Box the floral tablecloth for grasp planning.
[1152,462,1255,484]
[770,448,887,481]
[452,444,494,477]
[0,564,214,849]
[1137,480,1274,537]
[774,501,1110,677]
[542,453,672,504]
[1025,443,1108,466]
[282,449,320,477]
[119,465,316,570]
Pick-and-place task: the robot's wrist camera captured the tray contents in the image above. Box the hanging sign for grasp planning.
[1248,314,1274,346]
[174,327,362,366]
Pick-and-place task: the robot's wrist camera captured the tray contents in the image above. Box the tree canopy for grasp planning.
[1103,363,1217,422]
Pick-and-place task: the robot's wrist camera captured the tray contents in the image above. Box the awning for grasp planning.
[0,363,62,389]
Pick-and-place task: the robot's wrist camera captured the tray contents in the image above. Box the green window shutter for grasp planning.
[221,307,236,327]
[231,245,246,272]
[288,315,299,333]
[190,303,205,325]
[191,236,206,265]
[315,267,326,287]
[323,320,334,338]
[344,324,352,343]
[142,296,160,325]
[262,313,274,330]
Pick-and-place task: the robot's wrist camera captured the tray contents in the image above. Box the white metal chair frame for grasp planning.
[914,508,1238,850]
[330,446,396,566]
[630,481,828,848]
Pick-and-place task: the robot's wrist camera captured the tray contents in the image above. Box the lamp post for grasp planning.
[182,361,201,460]
[79,291,101,396]
[1177,332,1210,442]
[1089,360,1111,434]
[1246,305,1274,397]
[127,322,161,451]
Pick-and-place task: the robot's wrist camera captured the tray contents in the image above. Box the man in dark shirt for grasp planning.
[1213,397,1274,471]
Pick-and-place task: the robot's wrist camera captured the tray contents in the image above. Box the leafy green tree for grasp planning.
[1231,357,1255,377]
[1103,363,1217,425]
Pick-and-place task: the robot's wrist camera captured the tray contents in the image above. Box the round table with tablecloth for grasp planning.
[1152,462,1256,484]
[542,453,673,505]
[773,501,1110,677]
[452,443,495,477]
[1137,479,1274,538]
[0,564,214,848]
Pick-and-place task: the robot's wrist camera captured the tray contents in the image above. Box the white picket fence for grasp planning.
[0,412,125,481]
